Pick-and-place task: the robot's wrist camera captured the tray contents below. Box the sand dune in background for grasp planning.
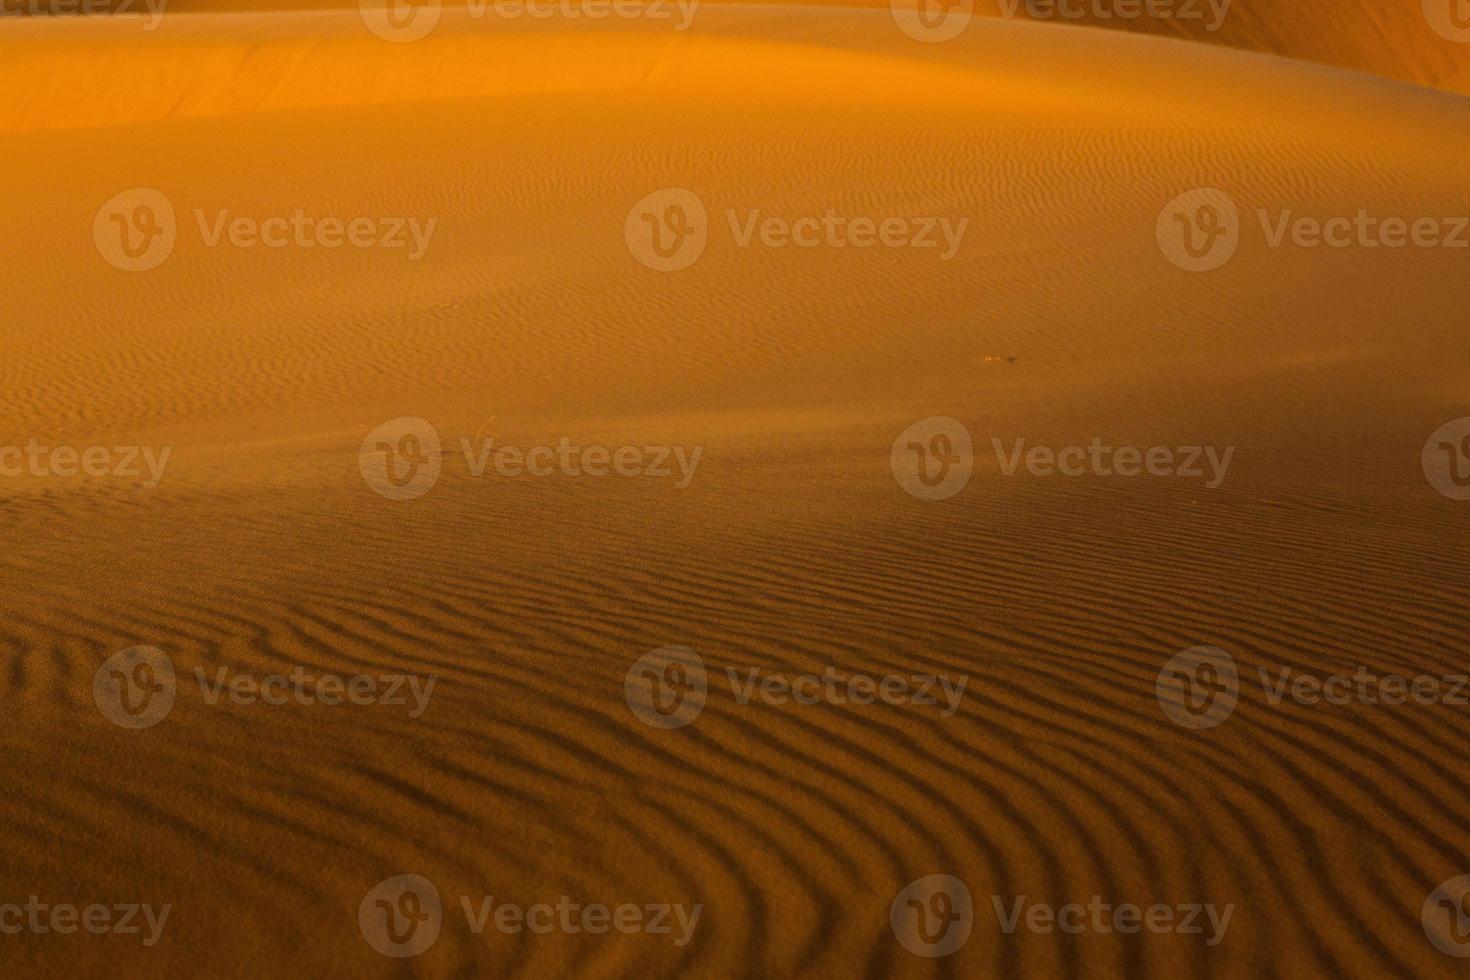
[3,7,1470,978]
[21,0,1470,95]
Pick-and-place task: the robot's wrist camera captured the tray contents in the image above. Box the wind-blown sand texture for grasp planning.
[2,6,1469,978]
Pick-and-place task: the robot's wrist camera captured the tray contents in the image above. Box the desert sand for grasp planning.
[22,0,1470,94]
[2,6,1470,978]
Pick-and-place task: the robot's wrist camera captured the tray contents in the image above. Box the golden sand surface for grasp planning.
[2,5,1469,977]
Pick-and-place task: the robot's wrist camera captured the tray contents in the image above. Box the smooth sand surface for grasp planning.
[22,0,1470,94]
[3,7,1470,977]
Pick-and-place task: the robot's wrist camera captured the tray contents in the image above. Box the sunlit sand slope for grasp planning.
[25,0,1470,94]
[1,9,1469,978]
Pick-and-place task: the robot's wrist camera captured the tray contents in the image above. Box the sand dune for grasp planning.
[3,6,1470,978]
[21,0,1470,95]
